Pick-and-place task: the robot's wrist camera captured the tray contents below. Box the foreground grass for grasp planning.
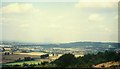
[3,61,41,66]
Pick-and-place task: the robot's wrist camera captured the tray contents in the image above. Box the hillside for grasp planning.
[93,61,120,68]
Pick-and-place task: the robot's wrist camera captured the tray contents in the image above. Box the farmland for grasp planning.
[4,61,41,66]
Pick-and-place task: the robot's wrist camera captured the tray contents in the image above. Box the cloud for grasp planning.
[76,0,119,2]
[88,13,104,21]
[114,15,118,20]
[104,28,112,33]
[75,0,118,9]
[51,15,65,23]
[1,3,40,14]
[1,2,118,43]
[20,24,29,28]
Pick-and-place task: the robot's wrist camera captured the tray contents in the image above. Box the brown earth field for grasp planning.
[1,52,59,63]
[2,54,40,63]
[1,52,46,63]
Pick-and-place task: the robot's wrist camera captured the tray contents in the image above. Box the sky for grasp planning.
[0,0,119,43]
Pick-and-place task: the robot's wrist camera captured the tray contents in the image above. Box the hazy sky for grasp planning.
[0,0,118,43]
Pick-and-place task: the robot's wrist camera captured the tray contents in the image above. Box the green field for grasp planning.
[4,61,41,66]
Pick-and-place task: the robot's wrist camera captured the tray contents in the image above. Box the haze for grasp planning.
[0,0,118,43]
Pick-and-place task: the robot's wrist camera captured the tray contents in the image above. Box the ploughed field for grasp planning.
[2,54,39,63]
[2,52,46,63]
[1,52,60,64]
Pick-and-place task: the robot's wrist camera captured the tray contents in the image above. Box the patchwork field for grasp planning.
[1,52,60,64]
[2,52,46,63]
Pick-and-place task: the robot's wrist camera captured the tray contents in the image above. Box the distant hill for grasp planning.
[55,42,119,48]
[1,41,119,48]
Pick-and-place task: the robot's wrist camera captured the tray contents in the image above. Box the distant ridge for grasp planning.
[1,41,119,49]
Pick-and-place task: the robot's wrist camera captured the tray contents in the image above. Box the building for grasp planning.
[2,47,13,55]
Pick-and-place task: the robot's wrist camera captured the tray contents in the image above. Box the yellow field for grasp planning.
[14,52,47,55]
[2,52,60,63]
[2,52,46,63]
[93,61,120,68]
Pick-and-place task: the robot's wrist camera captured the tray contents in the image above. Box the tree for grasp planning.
[52,53,76,67]
[24,57,34,61]
[40,54,49,59]
[41,61,49,65]
[23,63,29,67]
